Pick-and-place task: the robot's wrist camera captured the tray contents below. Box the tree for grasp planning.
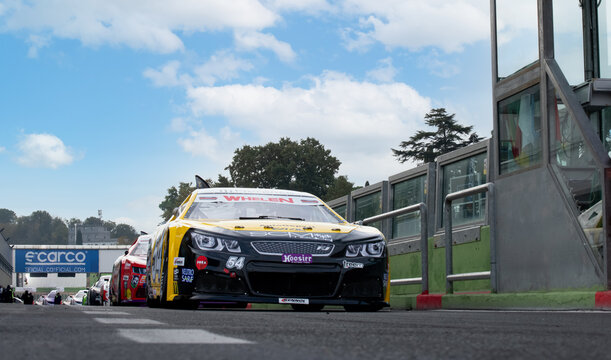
[0,208,16,224]
[226,137,340,198]
[323,176,355,201]
[159,182,196,221]
[214,174,233,187]
[392,108,481,163]
[4,210,68,245]
[111,223,138,239]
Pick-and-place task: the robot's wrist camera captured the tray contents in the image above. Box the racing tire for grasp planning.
[343,304,384,312]
[291,304,324,312]
[146,291,159,308]
[179,300,200,310]
[115,284,121,306]
[160,234,170,308]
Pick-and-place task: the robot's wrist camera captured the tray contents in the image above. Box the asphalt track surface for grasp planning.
[1,303,610,359]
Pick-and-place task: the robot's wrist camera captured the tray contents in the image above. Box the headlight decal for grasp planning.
[345,240,385,258]
[191,231,241,253]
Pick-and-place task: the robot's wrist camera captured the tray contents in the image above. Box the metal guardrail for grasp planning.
[444,183,496,294]
[360,203,428,293]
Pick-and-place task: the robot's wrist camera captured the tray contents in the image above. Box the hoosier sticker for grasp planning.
[279,298,309,305]
[281,254,312,264]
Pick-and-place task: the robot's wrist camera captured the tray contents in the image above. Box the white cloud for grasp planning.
[1,0,278,54]
[177,126,242,165]
[194,51,254,86]
[26,34,50,58]
[234,31,296,62]
[366,57,397,83]
[16,133,75,169]
[418,50,460,78]
[169,117,193,132]
[265,0,335,14]
[0,146,5,153]
[185,71,431,183]
[342,0,490,53]
[143,60,192,87]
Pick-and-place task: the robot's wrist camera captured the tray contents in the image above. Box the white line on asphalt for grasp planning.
[83,311,130,315]
[94,318,164,325]
[117,329,253,344]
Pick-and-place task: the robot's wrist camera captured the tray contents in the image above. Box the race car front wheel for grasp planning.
[160,233,170,307]
[115,282,121,306]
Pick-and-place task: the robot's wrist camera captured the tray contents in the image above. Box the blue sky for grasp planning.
[0,0,494,233]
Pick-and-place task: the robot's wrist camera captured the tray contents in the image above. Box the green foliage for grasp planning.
[0,209,139,245]
[0,210,68,245]
[159,182,195,221]
[111,223,138,239]
[214,174,233,187]
[323,175,356,201]
[392,108,481,163]
[226,137,341,198]
[0,208,16,224]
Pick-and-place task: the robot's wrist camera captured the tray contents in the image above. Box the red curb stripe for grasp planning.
[595,291,611,309]
[416,294,443,310]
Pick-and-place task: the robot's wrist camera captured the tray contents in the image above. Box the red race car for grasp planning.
[110,234,150,305]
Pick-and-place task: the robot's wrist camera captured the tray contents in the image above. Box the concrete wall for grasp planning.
[494,166,603,292]
[20,273,88,291]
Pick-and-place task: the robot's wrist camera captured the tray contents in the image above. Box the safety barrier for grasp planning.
[444,183,496,294]
[359,203,429,293]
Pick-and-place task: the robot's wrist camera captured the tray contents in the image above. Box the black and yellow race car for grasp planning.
[146,178,389,311]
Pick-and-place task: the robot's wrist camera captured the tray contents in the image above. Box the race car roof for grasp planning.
[194,187,317,198]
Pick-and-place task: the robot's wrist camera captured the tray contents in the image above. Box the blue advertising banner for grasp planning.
[15,249,99,273]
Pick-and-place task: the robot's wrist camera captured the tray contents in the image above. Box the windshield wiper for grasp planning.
[239,215,305,221]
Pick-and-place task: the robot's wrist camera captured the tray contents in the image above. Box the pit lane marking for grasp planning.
[83,311,130,315]
[94,318,164,325]
[117,329,253,344]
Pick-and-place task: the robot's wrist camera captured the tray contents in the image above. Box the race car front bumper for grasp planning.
[174,242,388,307]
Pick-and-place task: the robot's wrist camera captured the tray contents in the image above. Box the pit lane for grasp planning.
[1,303,610,359]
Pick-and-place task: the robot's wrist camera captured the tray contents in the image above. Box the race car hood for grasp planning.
[177,219,383,242]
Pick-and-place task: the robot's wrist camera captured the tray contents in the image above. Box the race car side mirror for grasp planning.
[125,251,128,255]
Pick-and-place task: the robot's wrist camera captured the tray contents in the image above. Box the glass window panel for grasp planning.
[599,0,611,78]
[441,152,487,227]
[354,192,382,231]
[392,175,426,239]
[553,1,585,85]
[496,0,539,80]
[498,84,542,174]
[602,108,611,158]
[332,204,347,220]
[549,89,604,267]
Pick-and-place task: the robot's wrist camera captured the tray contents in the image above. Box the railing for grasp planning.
[360,203,429,293]
[444,183,496,294]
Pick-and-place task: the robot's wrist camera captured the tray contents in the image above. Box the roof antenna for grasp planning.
[195,175,211,189]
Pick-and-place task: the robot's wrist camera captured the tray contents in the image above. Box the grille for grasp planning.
[251,241,334,256]
[248,271,340,297]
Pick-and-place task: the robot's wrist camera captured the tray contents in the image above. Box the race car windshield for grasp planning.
[130,241,149,256]
[184,195,343,223]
